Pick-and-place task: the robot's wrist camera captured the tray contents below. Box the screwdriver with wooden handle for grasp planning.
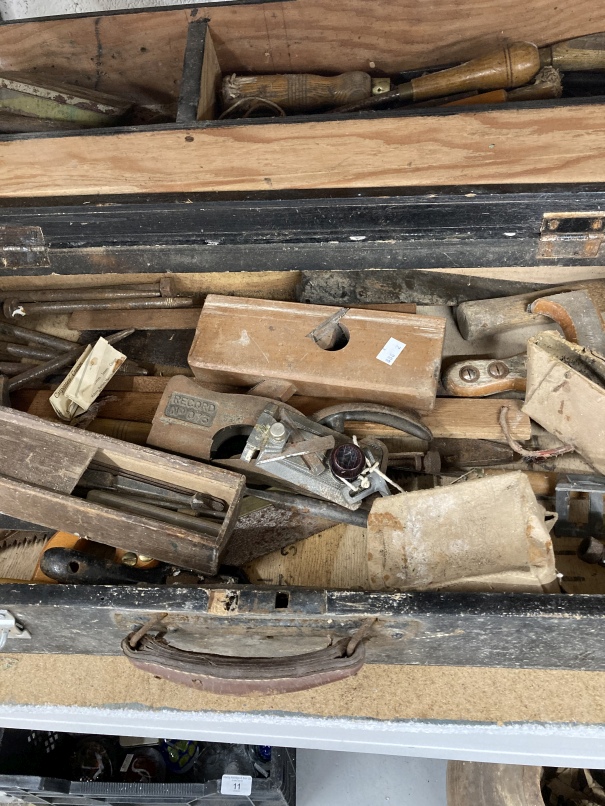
[336,41,541,112]
[224,43,541,115]
[222,71,374,113]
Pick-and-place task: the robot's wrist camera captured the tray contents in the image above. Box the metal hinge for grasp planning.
[0,225,50,270]
[0,609,30,650]
[538,212,605,258]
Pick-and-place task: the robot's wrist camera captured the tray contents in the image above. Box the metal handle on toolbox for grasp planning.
[122,617,372,695]
[310,402,432,441]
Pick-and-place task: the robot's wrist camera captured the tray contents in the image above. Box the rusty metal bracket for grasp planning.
[538,212,605,258]
[0,226,49,270]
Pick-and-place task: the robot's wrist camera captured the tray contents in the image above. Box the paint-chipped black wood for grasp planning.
[176,19,209,125]
[3,584,605,671]
[0,189,605,302]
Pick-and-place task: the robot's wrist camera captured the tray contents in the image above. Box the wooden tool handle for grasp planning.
[541,34,605,71]
[404,42,541,103]
[456,280,605,341]
[444,89,507,106]
[442,356,527,397]
[222,71,371,113]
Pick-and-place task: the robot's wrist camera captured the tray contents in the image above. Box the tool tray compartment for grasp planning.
[0,2,604,681]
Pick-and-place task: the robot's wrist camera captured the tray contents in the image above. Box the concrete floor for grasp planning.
[297,751,447,806]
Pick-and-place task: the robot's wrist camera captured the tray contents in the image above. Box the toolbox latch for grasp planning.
[0,226,50,270]
[0,609,30,650]
[538,212,605,258]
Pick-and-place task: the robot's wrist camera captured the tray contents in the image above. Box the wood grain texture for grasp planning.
[0,474,221,574]
[3,105,605,196]
[14,387,530,442]
[0,5,603,105]
[246,524,370,589]
[189,297,445,412]
[68,308,202,331]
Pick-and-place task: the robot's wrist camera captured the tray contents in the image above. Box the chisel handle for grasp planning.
[403,41,541,103]
[222,71,372,113]
[541,34,605,71]
[337,42,540,112]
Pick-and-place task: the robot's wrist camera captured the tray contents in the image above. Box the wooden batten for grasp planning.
[1,105,605,197]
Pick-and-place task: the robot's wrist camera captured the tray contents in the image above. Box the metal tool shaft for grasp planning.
[5,296,194,317]
[7,328,134,392]
[0,362,29,376]
[5,343,55,361]
[0,321,77,352]
[86,489,221,536]
[2,281,169,304]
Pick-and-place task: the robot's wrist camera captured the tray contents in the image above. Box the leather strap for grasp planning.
[122,631,367,695]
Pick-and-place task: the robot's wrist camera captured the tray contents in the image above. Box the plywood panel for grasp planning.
[2,105,605,197]
[0,4,603,104]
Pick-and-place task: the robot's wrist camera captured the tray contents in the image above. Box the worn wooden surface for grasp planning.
[0,422,95,494]
[189,296,445,411]
[13,389,163,423]
[0,407,244,573]
[5,106,605,196]
[246,524,370,589]
[68,308,202,331]
[446,762,543,806]
[0,6,603,105]
[0,474,223,575]
[13,388,531,443]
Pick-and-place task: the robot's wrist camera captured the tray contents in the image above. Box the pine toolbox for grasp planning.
[1,2,605,697]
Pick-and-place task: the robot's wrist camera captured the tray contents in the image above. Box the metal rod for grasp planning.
[5,343,56,361]
[7,328,134,392]
[246,487,369,528]
[4,296,194,318]
[2,283,163,304]
[0,362,31,376]
[86,489,221,537]
[0,321,78,353]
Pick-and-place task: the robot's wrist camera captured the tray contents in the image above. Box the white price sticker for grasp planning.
[220,774,253,797]
[376,337,406,366]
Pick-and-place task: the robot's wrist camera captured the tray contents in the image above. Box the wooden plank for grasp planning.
[198,26,221,122]
[14,388,531,442]
[3,106,605,197]
[13,389,163,423]
[68,308,202,331]
[0,272,299,299]
[0,474,220,574]
[295,397,532,442]
[245,523,370,589]
[0,420,96,493]
[0,7,603,104]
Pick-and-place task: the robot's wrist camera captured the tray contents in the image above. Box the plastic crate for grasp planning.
[0,731,295,806]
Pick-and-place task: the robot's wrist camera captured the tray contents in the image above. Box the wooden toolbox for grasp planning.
[0,407,243,575]
[1,2,605,698]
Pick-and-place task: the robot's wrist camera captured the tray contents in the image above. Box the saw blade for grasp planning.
[0,530,51,551]
[0,531,50,582]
